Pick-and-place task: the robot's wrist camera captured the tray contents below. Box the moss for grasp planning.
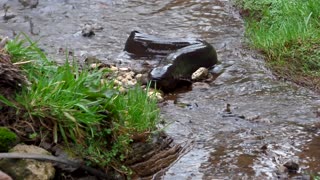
[0,127,17,152]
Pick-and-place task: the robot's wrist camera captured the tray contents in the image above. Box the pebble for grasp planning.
[283,161,299,173]
[110,66,119,72]
[192,67,208,80]
[119,67,130,71]
[0,170,12,180]
[147,89,164,102]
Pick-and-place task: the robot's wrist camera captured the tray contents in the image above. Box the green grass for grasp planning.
[0,35,160,170]
[235,0,320,83]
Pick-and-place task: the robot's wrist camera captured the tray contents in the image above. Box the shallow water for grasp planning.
[1,0,320,179]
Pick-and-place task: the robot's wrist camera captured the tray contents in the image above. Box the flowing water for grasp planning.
[1,0,320,179]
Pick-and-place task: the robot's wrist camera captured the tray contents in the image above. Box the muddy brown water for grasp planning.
[1,0,320,179]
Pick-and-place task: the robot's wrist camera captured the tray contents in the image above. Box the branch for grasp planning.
[0,153,110,179]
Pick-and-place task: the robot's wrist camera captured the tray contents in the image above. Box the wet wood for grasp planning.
[125,132,183,178]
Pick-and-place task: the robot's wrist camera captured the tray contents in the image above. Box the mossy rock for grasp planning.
[0,127,18,152]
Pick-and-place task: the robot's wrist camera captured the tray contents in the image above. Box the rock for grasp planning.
[2,6,16,21]
[209,64,224,74]
[19,0,39,8]
[283,161,299,174]
[81,24,103,37]
[118,86,126,93]
[123,31,218,91]
[124,30,199,58]
[135,73,149,84]
[150,41,217,91]
[191,67,208,80]
[114,79,123,86]
[0,170,12,180]
[126,79,137,86]
[119,67,130,72]
[82,24,95,37]
[277,165,288,174]
[111,69,138,89]
[135,74,143,81]
[0,144,55,180]
[2,5,12,21]
[109,66,119,72]
[147,89,164,102]
[89,63,101,69]
[0,127,18,152]
[116,76,123,81]
[85,56,102,65]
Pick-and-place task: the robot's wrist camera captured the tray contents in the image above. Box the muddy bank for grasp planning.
[1,0,320,179]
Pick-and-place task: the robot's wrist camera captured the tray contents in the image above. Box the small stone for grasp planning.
[117,76,123,81]
[125,74,133,81]
[121,78,128,84]
[135,73,149,84]
[118,86,126,93]
[135,74,142,80]
[114,80,122,86]
[82,24,95,37]
[127,79,137,86]
[278,165,288,173]
[246,115,261,121]
[19,0,39,8]
[85,56,102,65]
[0,144,55,180]
[191,67,208,80]
[224,104,231,113]
[147,89,164,102]
[128,71,135,77]
[0,170,12,180]
[110,66,119,72]
[283,161,299,174]
[89,63,101,69]
[119,67,130,72]
[209,64,224,74]
[100,79,108,86]
[3,12,16,21]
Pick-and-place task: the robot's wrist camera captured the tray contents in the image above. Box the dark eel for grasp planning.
[124,31,218,91]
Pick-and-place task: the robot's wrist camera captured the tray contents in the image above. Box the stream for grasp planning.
[1,0,320,179]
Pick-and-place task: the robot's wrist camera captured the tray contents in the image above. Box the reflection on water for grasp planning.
[1,0,320,179]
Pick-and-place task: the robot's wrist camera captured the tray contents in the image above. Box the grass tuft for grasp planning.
[235,0,320,90]
[0,35,160,170]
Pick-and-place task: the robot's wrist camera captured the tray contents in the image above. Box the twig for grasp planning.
[13,60,35,65]
[0,153,110,179]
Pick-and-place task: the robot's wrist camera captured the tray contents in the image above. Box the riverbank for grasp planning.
[234,0,320,92]
[0,35,162,179]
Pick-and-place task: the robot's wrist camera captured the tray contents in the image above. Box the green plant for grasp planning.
[0,127,17,152]
[0,35,160,170]
[111,85,159,133]
[235,0,320,88]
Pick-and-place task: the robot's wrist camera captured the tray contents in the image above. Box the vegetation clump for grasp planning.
[0,35,160,174]
[234,0,320,91]
[0,127,17,152]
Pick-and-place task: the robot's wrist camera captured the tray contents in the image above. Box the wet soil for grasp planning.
[1,0,320,179]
